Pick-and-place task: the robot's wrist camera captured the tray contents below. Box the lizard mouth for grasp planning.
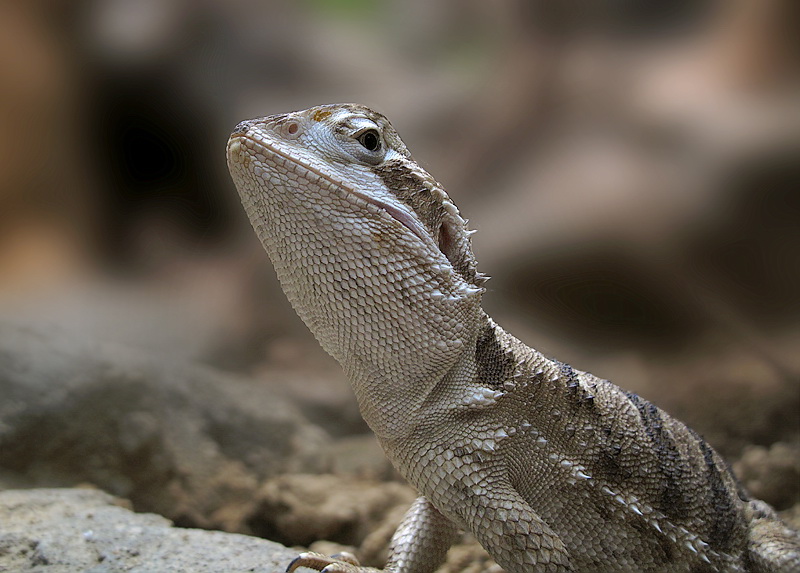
[361,197,430,242]
[231,133,432,244]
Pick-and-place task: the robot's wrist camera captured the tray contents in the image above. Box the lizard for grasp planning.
[226,103,800,572]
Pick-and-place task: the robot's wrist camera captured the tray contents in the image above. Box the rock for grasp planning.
[735,442,800,511]
[327,434,398,481]
[0,488,297,572]
[243,474,500,572]
[437,537,503,573]
[253,366,368,438]
[245,474,416,559]
[0,322,332,531]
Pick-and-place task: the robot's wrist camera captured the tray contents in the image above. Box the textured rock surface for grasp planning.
[246,474,416,565]
[0,488,296,572]
[0,321,331,530]
[735,442,800,515]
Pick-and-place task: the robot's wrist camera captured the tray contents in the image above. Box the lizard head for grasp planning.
[229,104,485,287]
[227,104,486,434]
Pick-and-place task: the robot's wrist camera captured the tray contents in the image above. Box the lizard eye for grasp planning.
[357,129,381,152]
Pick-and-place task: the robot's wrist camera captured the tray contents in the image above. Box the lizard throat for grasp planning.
[236,134,432,244]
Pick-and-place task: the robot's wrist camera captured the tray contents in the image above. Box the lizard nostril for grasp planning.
[287,122,298,134]
[232,120,252,135]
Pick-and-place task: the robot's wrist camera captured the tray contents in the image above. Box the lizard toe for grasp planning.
[287,551,379,573]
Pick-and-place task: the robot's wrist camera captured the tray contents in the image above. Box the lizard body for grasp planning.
[227,104,800,572]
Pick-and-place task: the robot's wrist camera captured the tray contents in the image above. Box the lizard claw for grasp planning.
[330,552,361,565]
[286,551,374,572]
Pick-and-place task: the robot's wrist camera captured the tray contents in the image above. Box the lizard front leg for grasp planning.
[287,495,459,573]
[453,481,572,573]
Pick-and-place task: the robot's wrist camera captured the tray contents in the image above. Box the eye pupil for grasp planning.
[359,130,380,151]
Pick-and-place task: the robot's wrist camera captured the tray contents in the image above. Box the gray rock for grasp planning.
[0,322,332,530]
[0,488,297,572]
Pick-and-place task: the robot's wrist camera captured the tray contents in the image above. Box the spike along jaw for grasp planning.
[227,104,486,436]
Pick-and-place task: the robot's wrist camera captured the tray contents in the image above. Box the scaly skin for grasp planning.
[227,104,800,572]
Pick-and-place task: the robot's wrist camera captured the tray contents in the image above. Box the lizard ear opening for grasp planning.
[437,216,487,287]
[438,221,457,266]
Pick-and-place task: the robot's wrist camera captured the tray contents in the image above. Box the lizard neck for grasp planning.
[343,306,489,442]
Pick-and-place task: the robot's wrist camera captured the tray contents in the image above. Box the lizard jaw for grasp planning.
[228,132,433,247]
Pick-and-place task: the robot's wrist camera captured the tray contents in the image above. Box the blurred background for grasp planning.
[0,0,798,553]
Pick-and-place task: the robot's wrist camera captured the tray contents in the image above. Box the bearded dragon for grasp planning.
[226,104,800,572]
